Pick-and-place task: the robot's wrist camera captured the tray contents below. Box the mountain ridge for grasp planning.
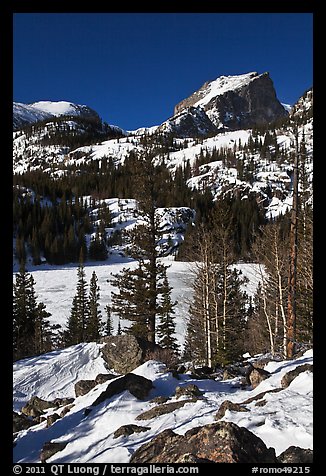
[13,100,101,131]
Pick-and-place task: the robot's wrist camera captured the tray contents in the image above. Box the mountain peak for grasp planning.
[173,71,287,132]
[13,100,100,131]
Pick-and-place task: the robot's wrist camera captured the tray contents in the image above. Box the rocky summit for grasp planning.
[173,72,288,133]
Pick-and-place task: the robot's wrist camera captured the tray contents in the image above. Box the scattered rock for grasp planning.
[241,388,283,405]
[278,446,313,463]
[247,364,271,388]
[91,373,153,407]
[113,424,151,439]
[215,400,249,420]
[136,399,197,421]
[74,379,97,397]
[40,441,67,463]
[53,397,75,408]
[100,335,162,374]
[175,384,202,399]
[59,405,74,418]
[95,373,118,385]
[149,396,170,405]
[21,396,56,418]
[255,399,267,407]
[130,421,277,463]
[21,404,43,418]
[281,364,313,389]
[75,374,119,397]
[46,413,61,427]
[13,411,37,433]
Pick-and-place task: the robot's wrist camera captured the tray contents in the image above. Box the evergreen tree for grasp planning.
[157,269,179,353]
[110,262,150,339]
[63,296,80,346]
[13,264,52,359]
[87,271,102,341]
[64,250,89,345]
[104,304,114,336]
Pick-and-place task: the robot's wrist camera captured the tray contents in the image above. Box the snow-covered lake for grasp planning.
[14,258,262,349]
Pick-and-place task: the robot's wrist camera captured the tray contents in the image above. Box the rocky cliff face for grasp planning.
[173,72,287,134]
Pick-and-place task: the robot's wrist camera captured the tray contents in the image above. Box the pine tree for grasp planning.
[157,269,179,353]
[104,304,114,336]
[64,296,80,346]
[13,264,52,359]
[110,262,149,339]
[87,271,102,341]
[64,250,89,346]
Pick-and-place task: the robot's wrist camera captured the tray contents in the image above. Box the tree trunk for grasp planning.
[287,132,299,358]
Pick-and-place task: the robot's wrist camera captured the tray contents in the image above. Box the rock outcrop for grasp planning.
[13,411,37,433]
[136,399,198,421]
[281,364,313,389]
[278,446,313,463]
[130,421,277,463]
[100,335,162,374]
[174,72,287,132]
[247,364,271,388]
[113,424,151,439]
[215,400,249,420]
[40,441,67,463]
[91,373,153,407]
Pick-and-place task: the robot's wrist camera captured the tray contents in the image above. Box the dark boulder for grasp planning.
[91,373,153,407]
[100,335,162,374]
[95,373,118,385]
[215,400,249,420]
[74,379,97,397]
[247,364,271,388]
[40,441,67,463]
[53,397,75,408]
[175,384,203,399]
[130,421,277,463]
[13,411,37,433]
[113,424,151,439]
[278,446,313,463]
[21,396,56,417]
[46,413,61,427]
[136,399,197,421]
[281,364,313,389]
[75,373,119,397]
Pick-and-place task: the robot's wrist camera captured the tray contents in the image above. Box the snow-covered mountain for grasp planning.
[173,72,288,134]
[12,75,313,230]
[13,101,101,131]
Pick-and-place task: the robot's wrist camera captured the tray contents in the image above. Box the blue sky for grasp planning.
[13,13,313,131]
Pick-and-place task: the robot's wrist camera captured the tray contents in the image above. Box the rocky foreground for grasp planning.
[13,336,313,463]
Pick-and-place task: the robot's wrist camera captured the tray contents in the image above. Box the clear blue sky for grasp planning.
[13,13,313,131]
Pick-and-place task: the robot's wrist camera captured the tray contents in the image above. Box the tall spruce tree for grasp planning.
[110,262,150,339]
[13,264,52,360]
[110,149,174,343]
[157,269,179,353]
[64,250,89,345]
[87,271,102,341]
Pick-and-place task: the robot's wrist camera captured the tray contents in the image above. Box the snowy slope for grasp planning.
[13,342,108,412]
[13,350,313,463]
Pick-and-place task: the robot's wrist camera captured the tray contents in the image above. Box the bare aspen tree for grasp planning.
[287,131,299,358]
